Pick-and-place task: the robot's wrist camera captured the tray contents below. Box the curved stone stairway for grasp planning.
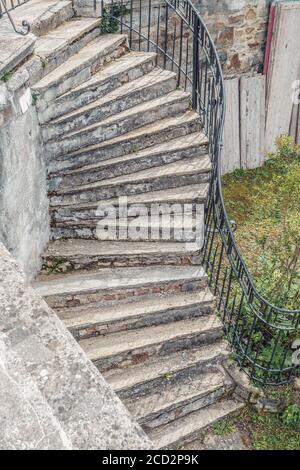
[32,11,243,449]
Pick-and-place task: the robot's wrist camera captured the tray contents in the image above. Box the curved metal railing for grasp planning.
[0,0,30,35]
[103,0,300,385]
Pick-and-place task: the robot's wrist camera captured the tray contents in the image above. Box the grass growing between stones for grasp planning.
[222,136,300,310]
[239,386,300,450]
[212,418,234,436]
[205,386,300,450]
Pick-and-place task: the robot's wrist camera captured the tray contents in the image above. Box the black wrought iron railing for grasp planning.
[103,0,300,385]
[0,0,30,35]
[0,0,29,15]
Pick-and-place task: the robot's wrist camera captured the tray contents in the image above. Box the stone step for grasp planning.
[125,369,233,431]
[57,290,214,340]
[149,398,244,449]
[104,340,230,398]
[34,17,101,74]
[33,265,208,309]
[42,240,202,273]
[30,1,74,37]
[38,51,157,124]
[79,314,224,372]
[7,0,74,38]
[0,28,36,77]
[42,68,177,141]
[50,154,211,206]
[49,131,208,192]
[48,111,201,173]
[50,184,209,225]
[50,211,203,243]
[45,90,191,158]
[32,34,128,107]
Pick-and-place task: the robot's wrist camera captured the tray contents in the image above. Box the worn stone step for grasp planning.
[48,111,201,172]
[79,315,224,372]
[42,240,202,273]
[57,290,214,340]
[49,131,208,192]
[50,210,203,243]
[50,154,211,206]
[45,90,191,158]
[125,369,232,431]
[32,34,128,106]
[5,0,74,38]
[43,68,178,142]
[50,184,209,225]
[30,1,74,37]
[33,265,208,309]
[104,340,230,398]
[149,398,244,449]
[38,51,157,124]
[34,17,101,74]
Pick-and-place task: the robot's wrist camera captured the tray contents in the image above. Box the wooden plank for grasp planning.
[240,75,266,169]
[263,1,277,77]
[290,102,299,143]
[265,2,300,152]
[221,78,240,175]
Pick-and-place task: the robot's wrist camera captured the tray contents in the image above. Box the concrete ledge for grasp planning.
[0,243,152,450]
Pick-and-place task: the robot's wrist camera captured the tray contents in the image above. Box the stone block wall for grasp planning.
[0,70,49,280]
[120,0,271,75]
[195,0,271,74]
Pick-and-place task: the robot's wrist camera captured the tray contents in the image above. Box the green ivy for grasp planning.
[1,71,12,83]
[101,4,130,34]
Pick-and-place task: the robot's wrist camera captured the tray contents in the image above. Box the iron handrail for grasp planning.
[103,0,300,385]
[0,0,30,35]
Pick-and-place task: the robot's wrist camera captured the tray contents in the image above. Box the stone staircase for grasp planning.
[31,9,243,449]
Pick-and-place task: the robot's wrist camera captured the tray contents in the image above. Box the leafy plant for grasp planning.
[212,418,234,435]
[32,92,39,106]
[101,4,130,34]
[44,258,66,275]
[1,71,12,83]
[281,404,300,427]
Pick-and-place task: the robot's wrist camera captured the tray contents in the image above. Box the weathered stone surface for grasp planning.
[105,340,231,397]
[32,34,128,104]
[195,0,270,73]
[149,398,244,449]
[80,314,224,371]
[45,90,191,158]
[58,289,213,340]
[37,51,157,124]
[50,184,209,225]
[0,81,49,280]
[42,68,178,142]
[48,111,201,173]
[125,369,232,429]
[34,17,101,72]
[0,28,35,77]
[0,242,152,450]
[49,154,211,206]
[186,430,248,450]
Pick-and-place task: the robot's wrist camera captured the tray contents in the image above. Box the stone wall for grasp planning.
[122,0,271,75]
[195,0,271,74]
[0,242,152,450]
[0,70,49,280]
